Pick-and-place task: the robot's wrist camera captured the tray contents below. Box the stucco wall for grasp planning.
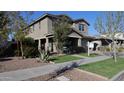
[40,17,49,35]
[27,17,53,40]
[29,26,33,33]
[47,18,54,33]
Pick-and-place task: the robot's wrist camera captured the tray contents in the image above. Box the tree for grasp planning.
[0,11,34,58]
[53,15,71,54]
[15,30,25,58]
[9,12,25,58]
[94,12,124,62]
[0,12,10,46]
[21,11,34,34]
[9,11,33,58]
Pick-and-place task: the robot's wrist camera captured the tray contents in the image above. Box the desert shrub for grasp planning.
[0,41,17,57]
[0,37,39,58]
[117,47,124,52]
[105,46,111,51]
[23,46,38,58]
[14,49,20,56]
[38,50,50,63]
[23,37,38,58]
[65,46,87,54]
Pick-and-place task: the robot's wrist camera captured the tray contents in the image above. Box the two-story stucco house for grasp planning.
[25,13,94,53]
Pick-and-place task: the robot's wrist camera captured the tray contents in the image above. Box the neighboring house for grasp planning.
[101,32,124,40]
[88,32,124,53]
[25,13,94,53]
[100,32,124,48]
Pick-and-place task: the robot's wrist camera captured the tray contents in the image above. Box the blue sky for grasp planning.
[22,11,104,36]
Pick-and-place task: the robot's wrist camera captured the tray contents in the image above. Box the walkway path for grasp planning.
[71,54,89,58]
[0,56,111,81]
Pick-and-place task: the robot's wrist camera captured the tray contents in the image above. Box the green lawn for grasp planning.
[79,53,98,57]
[49,55,82,63]
[79,58,124,79]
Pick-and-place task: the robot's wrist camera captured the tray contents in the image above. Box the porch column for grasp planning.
[53,42,57,52]
[78,38,82,47]
[45,38,49,51]
[38,39,41,51]
[87,41,90,56]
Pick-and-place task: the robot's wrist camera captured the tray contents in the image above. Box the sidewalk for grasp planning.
[0,56,111,81]
[71,54,89,58]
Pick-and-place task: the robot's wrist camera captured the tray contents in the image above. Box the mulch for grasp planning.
[0,57,49,73]
[56,68,108,81]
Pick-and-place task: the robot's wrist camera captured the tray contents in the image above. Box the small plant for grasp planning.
[23,46,38,58]
[105,46,111,52]
[38,50,50,63]
[117,47,124,52]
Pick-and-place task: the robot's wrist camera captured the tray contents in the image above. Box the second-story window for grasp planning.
[79,24,84,31]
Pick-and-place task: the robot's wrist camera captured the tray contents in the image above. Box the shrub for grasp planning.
[117,47,124,52]
[0,37,39,58]
[23,37,39,58]
[105,47,111,51]
[23,46,38,58]
[0,41,16,57]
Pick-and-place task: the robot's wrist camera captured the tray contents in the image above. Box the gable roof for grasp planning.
[70,27,95,40]
[27,13,58,27]
[73,19,90,26]
[26,13,90,28]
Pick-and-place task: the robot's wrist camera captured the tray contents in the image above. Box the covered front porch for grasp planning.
[36,37,57,53]
[67,31,95,54]
[65,37,88,54]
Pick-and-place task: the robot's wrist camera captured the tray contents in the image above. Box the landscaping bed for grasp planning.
[0,57,49,73]
[79,57,124,79]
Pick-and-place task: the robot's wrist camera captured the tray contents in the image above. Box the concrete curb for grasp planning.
[110,70,124,81]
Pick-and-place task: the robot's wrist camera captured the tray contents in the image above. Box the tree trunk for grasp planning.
[20,41,24,59]
[87,41,90,56]
[113,41,117,62]
[58,49,63,54]
[55,41,59,54]
[17,41,20,57]
[55,40,63,54]
[38,39,42,59]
